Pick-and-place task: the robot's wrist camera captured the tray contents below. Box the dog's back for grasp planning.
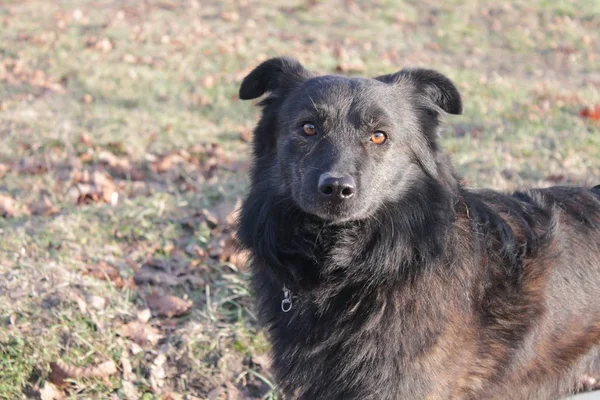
[458,186,600,398]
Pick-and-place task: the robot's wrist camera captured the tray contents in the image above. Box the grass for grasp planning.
[0,0,599,398]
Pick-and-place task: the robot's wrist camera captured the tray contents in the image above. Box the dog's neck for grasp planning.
[242,176,460,297]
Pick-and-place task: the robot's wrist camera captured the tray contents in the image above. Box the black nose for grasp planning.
[318,173,356,200]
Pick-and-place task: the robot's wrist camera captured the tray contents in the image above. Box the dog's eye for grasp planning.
[302,123,317,136]
[370,131,387,144]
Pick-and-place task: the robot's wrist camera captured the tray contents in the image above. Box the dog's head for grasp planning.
[240,57,462,223]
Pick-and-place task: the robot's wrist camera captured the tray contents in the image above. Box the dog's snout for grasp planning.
[318,173,356,200]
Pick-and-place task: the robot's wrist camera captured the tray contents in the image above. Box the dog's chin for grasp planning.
[295,198,372,224]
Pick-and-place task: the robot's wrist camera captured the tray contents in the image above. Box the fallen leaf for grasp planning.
[39,382,65,400]
[118,321,162,346]
[163,392,185,400]
[146,293,192,318]
[49,360,117,385]
[226,382,242,400]
[545,174,565,183]
[228,250,249,269]
[137,308,152,323]
[79,133,93,146]
[72,294,87,313]
[151,153,184,173]
[202,208,219,228]
[134,265,182,286]
[134,258,205,288]
[120,351,135,381]
[18,157,47,175]
[150,353,167,391]
[202,75,216,88]
[207,387,222,400]
[88,295,106,310]
[86,37,113,52]
[71,169,119,206]
[0,163,10,178]
[334,46,367,73]
[0,194,28,218]
[84,261,126,288]
[129,341,143,355]
[29,194,60,216]
[579,104,600,121]
[239,127,252,143]
[122,380,140,400]
[220,11,239,22]
[251,354,271,371]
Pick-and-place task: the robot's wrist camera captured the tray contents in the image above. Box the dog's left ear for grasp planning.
[376,68,462,115]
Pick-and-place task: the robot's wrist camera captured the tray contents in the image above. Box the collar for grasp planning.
[281,285,293,312]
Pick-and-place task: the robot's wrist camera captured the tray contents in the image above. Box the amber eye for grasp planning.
[302,123,317,136]
[370,131,387,144]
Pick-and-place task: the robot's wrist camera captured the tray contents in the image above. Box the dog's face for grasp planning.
[240,58,462,223]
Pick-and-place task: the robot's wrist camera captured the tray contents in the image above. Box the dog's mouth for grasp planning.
[294,195,372,224]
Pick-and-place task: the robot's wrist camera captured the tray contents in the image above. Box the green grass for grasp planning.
[1,0,599,398]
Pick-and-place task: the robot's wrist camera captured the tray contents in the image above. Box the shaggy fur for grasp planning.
[237,57,600,400]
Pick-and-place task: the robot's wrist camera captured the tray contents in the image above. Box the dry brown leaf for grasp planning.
[71,169,119,206]
[88,295,106,310]
[78,151,93,163]
[226,382,242,400]
[219,11,239,22]
[137,308,152,323]
[0,163,10,178]
[579,104,600,121]
[119,321,162,346]
[18,157,47,175]
[151,153,184,173]
[29,194,60,216]
[251,354,271,371]
[202,75,216,88]
[150,353,167,391]
[146,293,192,318]
[207,387,222,400]
[86,37,113,52]
[49,360,117,385]
[39,382,65,400]
[163,392,186,400]
[334,46,367,73]
[202,208,219,228]
[84,261,126,288]
[135,265,205,287]
[134,266,181,286]
[228,250,249,269]
[97,150,119,166]
[0,194,28,218]
[239,127,252,143]
[120,352,135,381]
[79,133,93,146]
[122,380,140,400]
[545,174,565,184]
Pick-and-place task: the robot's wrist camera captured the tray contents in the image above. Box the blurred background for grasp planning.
[0,0,599,399]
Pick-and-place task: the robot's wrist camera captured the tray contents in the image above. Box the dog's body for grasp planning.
[237,57,600,399]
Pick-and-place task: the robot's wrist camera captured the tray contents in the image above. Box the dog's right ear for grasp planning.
[239,57,310,100]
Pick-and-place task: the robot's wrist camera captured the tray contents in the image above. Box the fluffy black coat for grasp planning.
[237,57,600,399]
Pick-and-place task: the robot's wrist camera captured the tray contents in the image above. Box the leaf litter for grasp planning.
[49,360,118,385]
[145,292,192,318]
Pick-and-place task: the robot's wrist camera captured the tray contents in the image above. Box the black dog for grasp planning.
[237,57,600,399]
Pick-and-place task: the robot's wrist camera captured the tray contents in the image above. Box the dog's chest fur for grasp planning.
[250,215,480,400]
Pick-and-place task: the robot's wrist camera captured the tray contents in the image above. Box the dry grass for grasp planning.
[1,0,599,398]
